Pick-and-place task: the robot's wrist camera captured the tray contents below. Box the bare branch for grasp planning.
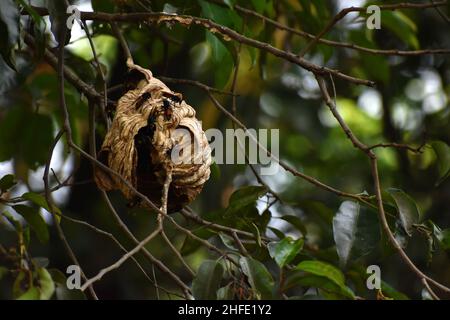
[26,7,376,86]
[80,225,162,291]
[207,0,450,57]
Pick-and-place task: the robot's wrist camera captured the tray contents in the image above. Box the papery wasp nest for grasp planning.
[94,65,211,213]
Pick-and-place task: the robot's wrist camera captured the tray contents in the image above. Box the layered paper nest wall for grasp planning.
[94,67,211,213]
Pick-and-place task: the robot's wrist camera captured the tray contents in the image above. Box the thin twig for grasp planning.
[27,7,376,86]
[80,20,110,128]
[422,278,441,300]
[368,142,425,153]
[45,25,98,299]
[316,74,450,296]
[206,0,450,57]
[80,226,162,291]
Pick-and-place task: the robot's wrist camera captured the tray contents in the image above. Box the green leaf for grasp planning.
[0,0,19,70]
[36,267,55,300]
[16,0,46,61]
[15,268,55,300]
[92,0,115,13]
[22,191,62,220]
[288,273,355,299]
[268,237,304,268]
[438,229,450,251]
[225,186,267,216]
[23,114,55,169]
[32,257,49,268]
[430,141,450,184]
[280,215,307,236]
[348,30,390,83]
[192,260,224,300]
[0,174,16,193]
[246,47,258,69]
[332,201,380,266]
[180,228,216,256]
[430,222,450,251]
[210,161,221,181]
[162,3,178,14]
[223,0,236,9]
[199,0,242,29]
[268,226,285,240]
[0,110,55,169]
[0,266,8,280]
[239,257,274,299]
[17,287,40,300]
[380,281,409,300]
[251,0,267,14]
[217,282,234,300]
[387,188,421,236]
[251,222,262,247]
[13,271,27,298]
[2,211,23,234]
[48,269,87,300]
[296,260,345,288]
[13,205,49,244]
[381,11,419,49]
[199,0,239,88]
[205,31,233,88]
[218,232,238,251]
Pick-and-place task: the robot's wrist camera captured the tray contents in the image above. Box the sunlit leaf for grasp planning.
[13,271,27,298]
[17,287,40,300]
[36,267,55,300]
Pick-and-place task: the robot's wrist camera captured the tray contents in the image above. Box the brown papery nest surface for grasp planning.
[94,65,211,213]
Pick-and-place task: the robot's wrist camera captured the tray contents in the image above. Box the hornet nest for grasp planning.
[94,65,211,213]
